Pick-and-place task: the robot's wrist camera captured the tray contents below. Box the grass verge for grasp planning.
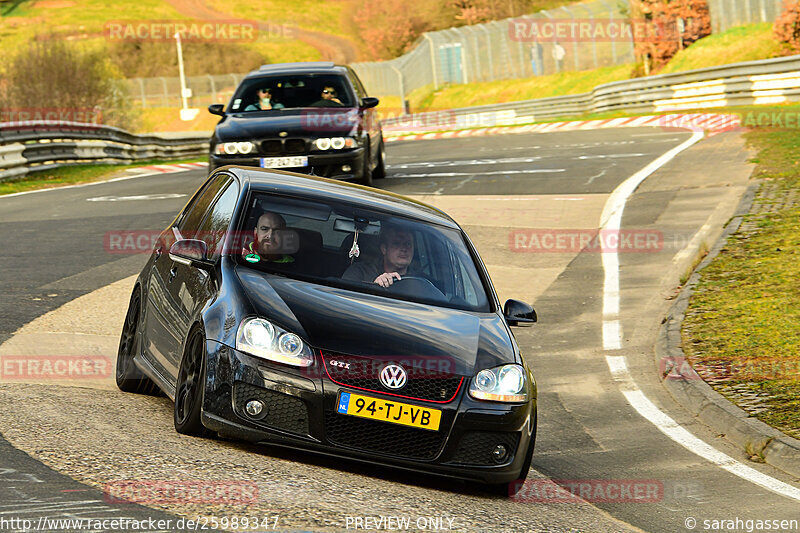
[681,127,800,438]
[0,157,206,196]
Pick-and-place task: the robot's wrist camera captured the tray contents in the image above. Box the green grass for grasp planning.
[660,23,782,74]
[205,0,350,38]
[0,157,205,196]
[682,127,800,436]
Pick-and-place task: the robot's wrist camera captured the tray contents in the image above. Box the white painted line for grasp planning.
[620,382,800,502]
[389,169,566,178]
[599,131,800,501]
[603,321,622,351]
[0,164,206,200]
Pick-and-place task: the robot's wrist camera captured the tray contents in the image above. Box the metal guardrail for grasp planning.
[4,54,800,180]
[0,121,209,181]
[382,55,800,132]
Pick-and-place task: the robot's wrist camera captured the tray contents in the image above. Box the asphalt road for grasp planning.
[0,128,798,532]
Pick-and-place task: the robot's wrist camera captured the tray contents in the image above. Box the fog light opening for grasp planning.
[245,399,264,418]
[492,444,508,463]
[342,165,351,172]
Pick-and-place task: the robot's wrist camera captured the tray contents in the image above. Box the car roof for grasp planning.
[221,166,460,229]
[244,62,348,80]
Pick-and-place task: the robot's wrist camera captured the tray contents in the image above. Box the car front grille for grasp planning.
[449,431,520,465]
[233,382,310,435]
[260,140,282,155]
[320,351,464,403]
[324,411,446,460]
[284,139,306,154]
[259,139,307,156]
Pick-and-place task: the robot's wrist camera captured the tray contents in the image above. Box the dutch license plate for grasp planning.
[260,156,308,168]
[337,391,441,431]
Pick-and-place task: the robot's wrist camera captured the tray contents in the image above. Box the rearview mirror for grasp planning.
[504,299,536,327]
[208,104,225,116]
[169,239,212,270]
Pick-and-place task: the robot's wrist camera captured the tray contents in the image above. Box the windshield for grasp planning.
[234,193,491,313]
[228,74,355,112]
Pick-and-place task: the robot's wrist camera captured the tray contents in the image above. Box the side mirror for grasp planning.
[504,299,537,327]
[208,104,225,116]
[361,97,379,109]
[169,239,212,270]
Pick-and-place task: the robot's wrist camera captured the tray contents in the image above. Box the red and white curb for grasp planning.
[384,113,742,142]
[126,162,208,175]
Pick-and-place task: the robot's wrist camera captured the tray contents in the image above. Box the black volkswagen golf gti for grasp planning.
[116,167,538,492]
[207,62,385,186]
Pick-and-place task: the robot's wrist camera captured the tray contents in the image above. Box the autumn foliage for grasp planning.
[347,0,556,60]
[774,0,800,54]
[628,0,712,73]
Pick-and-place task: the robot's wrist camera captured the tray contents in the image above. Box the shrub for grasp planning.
[3,38,138,130]
[774,0,800,54]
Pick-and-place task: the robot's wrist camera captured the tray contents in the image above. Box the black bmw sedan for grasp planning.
[207,62,386,186]
[116,166,538,493]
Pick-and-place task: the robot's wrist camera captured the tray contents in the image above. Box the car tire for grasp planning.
[359,146,373,187]
[372,138,386,180]
[174,327,211,437]
[115,288,160,396]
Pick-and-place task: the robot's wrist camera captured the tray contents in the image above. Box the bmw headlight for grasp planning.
[313,137,355,151]
[236,318,314,367]
[214,141,255,155]
[469,364,527,402]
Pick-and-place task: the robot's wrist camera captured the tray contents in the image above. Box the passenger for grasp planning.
[243,211,295,264]
[245,88,285,111]
[342,225,417,287]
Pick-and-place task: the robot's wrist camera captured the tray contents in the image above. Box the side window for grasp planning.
[178,175,229,237]
[197,182,239,259]
[347,70,364,101]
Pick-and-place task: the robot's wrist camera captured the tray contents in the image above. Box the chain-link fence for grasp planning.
[707,0,783,33]
[123,0,788,108]
[124,73,247,108]
[350,0,636,99]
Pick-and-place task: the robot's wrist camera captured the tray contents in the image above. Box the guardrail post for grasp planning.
[598,0,617,65]
[137,78,146,108]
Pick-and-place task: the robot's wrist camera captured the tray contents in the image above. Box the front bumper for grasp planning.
[209,148,366,181]
[201,341,536,485]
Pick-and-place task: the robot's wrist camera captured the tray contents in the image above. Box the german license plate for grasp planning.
[260,156,308,168]
[337,391,441,431]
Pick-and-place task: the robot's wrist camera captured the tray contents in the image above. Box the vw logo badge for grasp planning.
[380,364,407,390]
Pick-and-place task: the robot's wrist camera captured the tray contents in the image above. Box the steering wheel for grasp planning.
[385,276,447,301]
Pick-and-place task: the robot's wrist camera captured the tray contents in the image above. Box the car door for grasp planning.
[162,177,240,380]
[348,68,381,164]
[142,174,230,379]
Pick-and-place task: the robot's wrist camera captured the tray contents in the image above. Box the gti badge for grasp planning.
[329,360,350,369]
[279,131,289,137]
[380,364,407,390]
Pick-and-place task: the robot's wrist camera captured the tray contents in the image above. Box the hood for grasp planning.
[235,268,514,376]
[216,108,359,140]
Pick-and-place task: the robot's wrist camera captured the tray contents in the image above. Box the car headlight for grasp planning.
[314,137,355,150]
[214,141,255,155]
[469,364,527,402]
[236,318,314,367]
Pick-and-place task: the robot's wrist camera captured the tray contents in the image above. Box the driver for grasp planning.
[242,211,295,264]
[342,224,417,287]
